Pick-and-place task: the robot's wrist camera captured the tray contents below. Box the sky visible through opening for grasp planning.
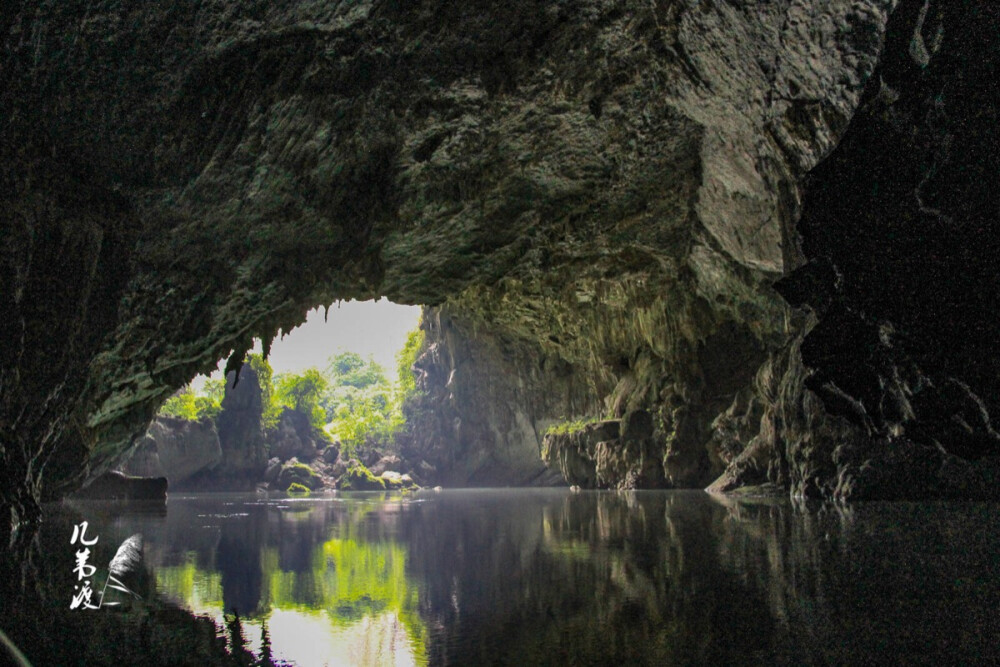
[194,299,422,388]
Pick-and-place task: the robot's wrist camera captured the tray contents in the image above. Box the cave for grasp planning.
[2,0,999,663]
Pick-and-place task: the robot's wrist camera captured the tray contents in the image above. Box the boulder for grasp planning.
[338,463,386,491]
[269,408,323,462]
[321,443,342,464]
[263,457,282,485]
[119,416,222,485]
[275,460,324,491]
[370,455,402,476]
[72,471,167,501]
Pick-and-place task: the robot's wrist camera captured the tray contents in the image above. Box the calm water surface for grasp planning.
[5,489,999,665]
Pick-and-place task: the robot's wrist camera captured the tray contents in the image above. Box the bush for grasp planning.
[159,385,221,421]
[544,417,605,436]
[274,369,328,429]
[248,353,280,430]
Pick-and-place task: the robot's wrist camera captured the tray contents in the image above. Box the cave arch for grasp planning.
[3,0,907,529]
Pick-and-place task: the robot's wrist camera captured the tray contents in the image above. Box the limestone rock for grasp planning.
[214,364,269,481]
[118,416,222,485]
[72,471,168,502]
[276,459,324,491]
[338,463,386,491]
[269,408,322,462]
[369,455,402,477]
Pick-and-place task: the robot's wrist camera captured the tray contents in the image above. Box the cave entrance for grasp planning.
[134,300,423,492]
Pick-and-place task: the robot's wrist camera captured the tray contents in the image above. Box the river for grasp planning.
[2,489,997,665]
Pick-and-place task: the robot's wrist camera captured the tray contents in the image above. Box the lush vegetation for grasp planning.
[275,368,329,429]
[544,416,606,436]
[158,380,226,421]
[157,326,426,458]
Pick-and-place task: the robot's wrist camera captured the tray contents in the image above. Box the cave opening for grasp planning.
[128,299,426,495]
[3,1,1000,663]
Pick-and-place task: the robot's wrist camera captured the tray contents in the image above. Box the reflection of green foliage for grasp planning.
[158,385,221,421]
[263,534,426,658]
[287,482,311,495]
[152,506,428,664]
[154,551,224,609]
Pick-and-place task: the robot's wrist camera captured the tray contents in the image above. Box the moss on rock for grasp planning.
[276,461,323,491]
[339,463,385,491]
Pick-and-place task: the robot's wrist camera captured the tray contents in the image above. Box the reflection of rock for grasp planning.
[72,471,167,501]
[118,416,222,485]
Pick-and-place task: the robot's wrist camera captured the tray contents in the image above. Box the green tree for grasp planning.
[158,384,221,421]
[275,369,329,428]
[326,352,387,389]
[247,353,280,429]
[396,327,424,395]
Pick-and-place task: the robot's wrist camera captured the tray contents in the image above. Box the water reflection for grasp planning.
[143,495,426,665]
[2,490,997,665]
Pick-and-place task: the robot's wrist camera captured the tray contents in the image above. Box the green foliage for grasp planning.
[339,463,386,491]
[277,462,322,490]
[158,385,221,421]
[396,327,424,395]
[544,417,604,436]
[325,352,386,389]
[320,350,409,457]
[286,482,311,495]
[274,368,329,429]
[247,353,280,430]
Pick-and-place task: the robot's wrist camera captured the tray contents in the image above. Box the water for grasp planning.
[3,489,998,665]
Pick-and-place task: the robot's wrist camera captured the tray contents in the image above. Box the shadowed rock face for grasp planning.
[118,416,223,484]
[769,0,1000,499]
[13,0,997,525]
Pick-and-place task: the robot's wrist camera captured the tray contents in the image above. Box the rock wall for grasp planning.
[767,0,1000,499]
[404,2,1000,500]
[12,0,1000,523]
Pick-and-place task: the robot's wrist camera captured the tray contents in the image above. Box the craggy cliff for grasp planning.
[2,0,998,527]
